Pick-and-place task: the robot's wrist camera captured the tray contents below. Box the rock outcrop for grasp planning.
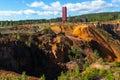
[72,24,120,61]
[0,37,62,80]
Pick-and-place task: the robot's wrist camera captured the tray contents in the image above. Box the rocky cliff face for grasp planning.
[72,24,120,61]
[0,36,62,80]
[37,33,73,63]
[45,22,120,62]
[97,23,120,40]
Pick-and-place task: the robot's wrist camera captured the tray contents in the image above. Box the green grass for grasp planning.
[58,61,120,80]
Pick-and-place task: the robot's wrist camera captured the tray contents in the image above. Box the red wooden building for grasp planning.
[62,7,67,22]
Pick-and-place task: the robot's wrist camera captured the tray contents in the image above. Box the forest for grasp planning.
[0,12,120,27]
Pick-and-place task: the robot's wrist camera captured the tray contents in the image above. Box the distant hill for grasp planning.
[68,12,120,22]
[0,12,120,27]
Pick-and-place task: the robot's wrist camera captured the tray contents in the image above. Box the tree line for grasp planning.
[0,12,120,27]
[0,19,49,27]
[69,12,120,22]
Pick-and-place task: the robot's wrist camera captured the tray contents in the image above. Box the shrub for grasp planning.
[93,50,100,62]
[105,70,114,80]
[39,75,45,80]
[20,72,26,80]
[70,66,80,77]
[113,61,120,67]
[16,34,21,40]
[44,27,52,34]
[83,61,90,70]
[25,35,33,47]
[98,68,105,76]
[68,45,82,60]
[58,66,80,80]
[58,72,69,80]
[58,66,120,80]
[1,77,9,80]
[80,68,99,80]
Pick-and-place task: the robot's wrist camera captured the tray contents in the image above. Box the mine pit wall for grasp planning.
[95,23,120,61]
[96,23,120,36]
[0,38,63,80]
[72,23,120,62]
[0,22,120,79]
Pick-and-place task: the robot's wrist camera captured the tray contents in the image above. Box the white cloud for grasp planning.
[64,0,115,13]
[28,1,46,7]
[0,11,22,16]
[28,1,61,11]
[37,11,59,16]
[28,0,116,14]
[112,0,120,2]
[0,9,59,16]
[23,9,36,15]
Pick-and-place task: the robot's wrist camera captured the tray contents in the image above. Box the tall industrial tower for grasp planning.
[62,7,67,23]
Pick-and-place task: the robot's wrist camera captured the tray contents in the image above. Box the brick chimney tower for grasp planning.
[62,7,67,23]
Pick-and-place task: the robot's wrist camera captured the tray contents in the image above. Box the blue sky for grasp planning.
[0,0,119,20]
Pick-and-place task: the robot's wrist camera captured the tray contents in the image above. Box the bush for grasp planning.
[68,45,82,60]
[39,75,45,80]
[25,35,33,47]
[98,68,105,76]
[58,65,120,80]
[58,72,69,80]
[58,66,80,80]
[44,27,52,34]
[93,50,100,62]
[83,61,90,70]
[105,70,114,80]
